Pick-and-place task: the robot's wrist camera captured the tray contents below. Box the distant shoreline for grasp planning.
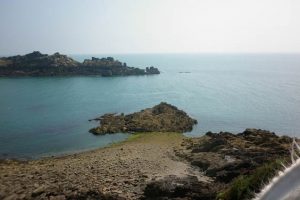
[0,51,160,77]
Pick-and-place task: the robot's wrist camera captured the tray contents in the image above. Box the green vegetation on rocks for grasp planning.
[153,128,292,200]
[217,160,283,200]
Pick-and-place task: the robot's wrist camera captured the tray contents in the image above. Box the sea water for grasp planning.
[0,54,299,158]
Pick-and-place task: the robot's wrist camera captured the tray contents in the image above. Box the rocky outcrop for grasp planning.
[89,102,197,135]
[0,51,160,76]
[142,129,292,200]
[176,129,291,183]
[146,66,160,74]
[141,128,292,200]
[143,175,220,200]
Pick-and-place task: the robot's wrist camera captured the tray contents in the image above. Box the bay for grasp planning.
[0,54,300,159]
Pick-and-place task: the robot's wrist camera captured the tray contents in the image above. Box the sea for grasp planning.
[0,54,300,159]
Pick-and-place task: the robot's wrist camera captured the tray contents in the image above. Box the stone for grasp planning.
[49,195,66,200]
[31,185,48,197]
[3,194,19,200]
[143,175,218,200]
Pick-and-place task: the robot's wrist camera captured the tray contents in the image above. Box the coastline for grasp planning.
[0,132,209,199]
[0,52,160,77]
[0,129,293,200]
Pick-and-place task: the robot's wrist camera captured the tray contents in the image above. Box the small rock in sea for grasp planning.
[89,102,197,135]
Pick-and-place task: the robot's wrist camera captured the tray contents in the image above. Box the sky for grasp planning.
[0,0,299,55]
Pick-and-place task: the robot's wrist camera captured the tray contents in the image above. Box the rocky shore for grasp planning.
[0,133,209,200]
[145,128,292,200]
[0,129,292,200]
[0,51,160,76]
[89,102,198,135]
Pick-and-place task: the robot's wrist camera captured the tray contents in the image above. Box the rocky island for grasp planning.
[0,51,160,76]
[89,102,198,135]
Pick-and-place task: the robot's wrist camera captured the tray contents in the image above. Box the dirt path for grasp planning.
[0,133,209,200]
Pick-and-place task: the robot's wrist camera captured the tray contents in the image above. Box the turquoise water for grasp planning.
[0,54,300,159]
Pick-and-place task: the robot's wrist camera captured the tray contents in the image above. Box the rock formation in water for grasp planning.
[0,51,160,76]
[89,102,197,135]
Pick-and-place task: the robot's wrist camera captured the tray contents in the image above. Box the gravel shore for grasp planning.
[0,133,209,200]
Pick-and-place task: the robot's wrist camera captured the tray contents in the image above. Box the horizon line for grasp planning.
[1,51,300,57]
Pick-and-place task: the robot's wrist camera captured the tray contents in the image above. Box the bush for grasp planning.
[217,160,283,200]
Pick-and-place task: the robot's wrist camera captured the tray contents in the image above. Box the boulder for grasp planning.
[143,175,218,200]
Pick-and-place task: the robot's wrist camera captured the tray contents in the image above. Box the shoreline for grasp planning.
[0,132,209,199]
[0,140,130,162]
[0,135,131,162]
[0,129,293,200]
[0,52,160,77]
[0,132,187,162]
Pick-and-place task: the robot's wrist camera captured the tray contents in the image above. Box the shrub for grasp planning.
[217,159,283,200]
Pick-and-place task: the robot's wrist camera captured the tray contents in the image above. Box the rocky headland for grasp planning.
[0,129,292,200]
[0,51,160,76]
[145,128,292,200]
[89,102,198,135]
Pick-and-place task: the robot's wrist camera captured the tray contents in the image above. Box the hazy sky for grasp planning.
[0,0,299,54]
